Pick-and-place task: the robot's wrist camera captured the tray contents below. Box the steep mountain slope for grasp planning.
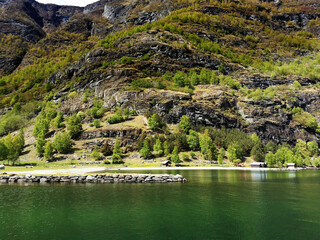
[1,0,320,166]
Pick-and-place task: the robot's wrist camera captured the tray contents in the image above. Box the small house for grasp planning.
[162,160,171,167]
[250,162,267,168]
[287,163,296,169]
[0,165,4,170]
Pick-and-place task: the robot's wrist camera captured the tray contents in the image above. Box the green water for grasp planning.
[1,170,320,240]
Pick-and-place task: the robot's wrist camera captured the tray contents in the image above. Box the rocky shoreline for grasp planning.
[0,174,187,184]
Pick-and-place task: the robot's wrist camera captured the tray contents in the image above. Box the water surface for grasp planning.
[1,170,320,240]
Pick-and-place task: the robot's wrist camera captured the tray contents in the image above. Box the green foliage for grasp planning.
[199,130,217,160]
[67,114,83,139]
[0,139,8,160]
[227,143,243,162]
[218,147,225,164]
[153,139,164,157]
[148,114,166,132]
[171,146,181,163]
[251,143,265,162]
[178,115,192,134]
[292,108,318,131]
[93,119,101,128]
[91,147,101,160]
[90,101,106,119]
[112,137,123,164]
[123,107,130,120]
[68,91,77,99]
[33,114,49,138]
[51,111,64,130]
[139,140,152,159]
[187,130,200,150]
[4,134,21,165]
[264,152,275,168]
[107,108,124,124]
[36,133,46,157]
[44,141,54,161]
[163,141,171,156]
[307,141,319,157]
[53,131,73,154]
[119,56,134,64]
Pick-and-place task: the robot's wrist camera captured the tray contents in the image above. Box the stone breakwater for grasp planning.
[0,174,187,184]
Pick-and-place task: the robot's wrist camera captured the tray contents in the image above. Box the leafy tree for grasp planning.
[265,141,277,153]
[67,114,82,139]
[33,115,49,137]
[36,133,46,157]
[112,137,123,164]
[307,141,319,156]
[199,130,217,160]
[139,140,152,159]
[251,133,261,145]
[187,130,199,150]
[0,139,8,161]
[91,147,101,160]
[153,139,163,157]
[171,146,181,163]
[44,141,54,161]
[265,152,276,167]
[148,113,166,131]
[4,134,20,165]
[218,148,225,164]
[107,109,124,124]
[16,128,25,154]
[123,107,130,120]
[53,131,73,154]
[227,143,242,162]
[178,115,192,134]
[93,119,101,128]
[163,141,171,156]
[51,111,64,129]
[251,143,265,162]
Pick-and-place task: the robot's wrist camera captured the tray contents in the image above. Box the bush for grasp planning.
[112,137,123,164]
[171,146,181,163]
[148,113,166,132]
[187,130,199,150]
[140,140,152,159]
[107,109,124,124]
[91,147,101,160]
[178,115,192,134]
[53,131,73,154]
[67,114,83,139]
[44,141,54,161]
[93,119,101,128]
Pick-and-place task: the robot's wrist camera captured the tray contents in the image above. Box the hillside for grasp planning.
[1,0,320,168]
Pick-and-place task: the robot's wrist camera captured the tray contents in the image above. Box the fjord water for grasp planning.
[1,170,320,240]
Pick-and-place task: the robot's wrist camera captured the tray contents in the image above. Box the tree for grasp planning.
[153,139,163,157]
[0,139,8,161]
[67,114,83,139]
[139,140,152,159]
[112,137,123,164]
[163,141,171,156]
[44,141,54,161]
[178,115,192,134]
[93,119,101,128]
[51,111,64,129]
[171,146,181,163]
[265,152,276,167]
[36,133,46,157]
[199,130,217,160]
[307,140,319,156]
[187,130,199,150]
[227,143,243,162]
[265,141,277,153]
[33,116,49,137]
[218,148,225,165]
[4,134,20,165]
[251,143,265,162]
[251,133,261,145]
[123,107,130,120]
[91,147,101,160]
[148,114,166,131]
[53,131,73,154]
[107,109,124,124]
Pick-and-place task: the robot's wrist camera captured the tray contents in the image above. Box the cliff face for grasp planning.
[1,0,320,146]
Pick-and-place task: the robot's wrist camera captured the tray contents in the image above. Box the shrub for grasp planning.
[187,130,200,150]
[140,140,152,159]
[67,114,83,139]
[178,115,192,134]
[53,131,73,154]
[107,109,124,124]
[148,113,166,132]
[171,146,181,163]
[93,119,101,128]
[44,141,54,161]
